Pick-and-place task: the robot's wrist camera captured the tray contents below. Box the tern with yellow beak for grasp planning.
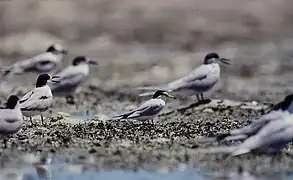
[112,90,176,124]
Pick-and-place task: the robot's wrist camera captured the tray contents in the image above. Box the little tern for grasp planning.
[199,94,293,144]
[112,90,176,123]
[2,44,67,77]
[231,111,293,156]
[49,56,98,105]
[138,53,230,102]
[0,95,23,148]
[20,73,60,125]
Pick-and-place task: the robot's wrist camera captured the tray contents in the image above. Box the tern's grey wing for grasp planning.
[26,52,60,72]
[167,65,214,92]
[34,60,58,72]
[129,101,163,118]
[232,114,293,155]
[113,99,164,120]
[3,58,36,76]
[19,90,34,104]
[3,52,58,76]
[113,105,149,119]
[50,73,87,93]
[115,100,163,120]
[230,111,283,136]
[20,88,52,111]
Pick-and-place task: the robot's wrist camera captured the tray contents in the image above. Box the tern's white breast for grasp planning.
[207,63,220,78]
[0,106,23,136]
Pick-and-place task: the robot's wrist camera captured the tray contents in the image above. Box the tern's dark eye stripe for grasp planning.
[39,96,49,100]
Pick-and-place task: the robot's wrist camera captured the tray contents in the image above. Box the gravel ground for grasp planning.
[0,86,292,179]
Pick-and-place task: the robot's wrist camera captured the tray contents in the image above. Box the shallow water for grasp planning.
[7,154,293,180]
[16,166,293,180]
[22,168,208,180]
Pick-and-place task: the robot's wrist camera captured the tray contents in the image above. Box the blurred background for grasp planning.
[1,0,293,102]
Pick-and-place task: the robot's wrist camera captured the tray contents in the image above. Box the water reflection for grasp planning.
[0,163,291,180]
[21,166,208,180]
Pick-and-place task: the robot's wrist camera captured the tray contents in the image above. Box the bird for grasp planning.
[49,56,98,105]
[137,52,230,102]
[112,90,176,123]
[0,95,23,148]
[231,111,293,156]
[19,73,60,125]
[198,93,293,144]
[2,44,67,77]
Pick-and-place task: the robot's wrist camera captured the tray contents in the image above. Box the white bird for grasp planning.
[198,94,293,144]
[49,56,98,105]
[20,73,60,125]
[2,44,67,77]
[231,111,293,156]
[138,53,230,102]
[112,90,176,123]
[0,95,23,148]
[196,111,293,156]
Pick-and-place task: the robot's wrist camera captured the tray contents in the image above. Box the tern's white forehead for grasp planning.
[53,44,65,51]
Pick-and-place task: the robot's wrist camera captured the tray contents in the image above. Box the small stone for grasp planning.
[88,147,97,154]
[57,112,71,118]
[203,108,214,113]
[252,101,258,105]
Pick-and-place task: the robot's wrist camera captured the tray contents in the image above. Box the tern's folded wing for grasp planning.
[19,90,34,104]
[20,89,52,111]
[232,114,293,155]
[230,111,284,136]
[128,100,163,118]
[167,65,211,92]
[50,67,87,92]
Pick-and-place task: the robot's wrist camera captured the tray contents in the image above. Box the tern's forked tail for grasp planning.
[110,111,133,120]
[0,66,13,78]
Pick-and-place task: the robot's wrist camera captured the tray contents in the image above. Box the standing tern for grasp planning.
[138,53,230,102]
[20,73,60,125]
[112,90,176,123]
[198,94,293,144]
[49,56,98,104]
[0,95,23,148]
[2,44,67,77]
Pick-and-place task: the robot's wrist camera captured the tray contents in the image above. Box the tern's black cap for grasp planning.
[72,56,87,66]
[204,53,219,64]
[46,45,56,52]
[36,74,51,87]
[6,95,19,109]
